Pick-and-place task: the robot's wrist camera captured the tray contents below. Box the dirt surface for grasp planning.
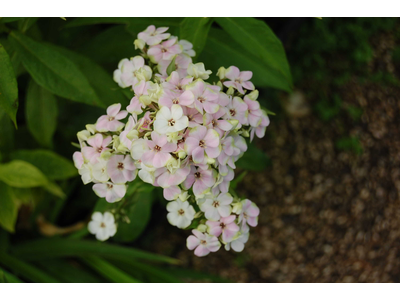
[143,27,400,283]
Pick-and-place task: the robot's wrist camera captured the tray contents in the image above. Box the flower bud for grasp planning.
[232,201,243,214]
[177,150,187,159]
[86,124,96,134]
[206,157,215,164]
[216,67,226,80]
[197,224,208,232]
[227,119,240,130]
[226,86,235,96]
[134,39,145,50]
[241,129,250,138]
[187,63,212,80]
[247,89,259,101]
[216,81,223,89]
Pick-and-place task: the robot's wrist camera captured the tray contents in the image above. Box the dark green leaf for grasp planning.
[0,252,58,283]
[9,31,101,107]
[18,17,39,33]
[215,17,292,91]
[25,79,58,148]
[0,108,15,158]
[10,149,77,180]
[0,160,48,188]
[47,43,128,107]
[199,28,290,90]
[0,181,17,233]
[0,17,25,23]
[0,42,18,127]
[0,266,23,283]
[12,238,180,265]
[179,17,213,58]
[66,17,183,28]
[82,256,140,283]
[236,142,271,171]
[166,55,177,76]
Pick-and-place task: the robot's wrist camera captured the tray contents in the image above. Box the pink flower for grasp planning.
[223,66,255,94]
[183,166,216,196]
[186,230,221,257]
[238,199,260,233]
[163,185,182,201]
[244,96,263,127]
[141,132,177,168]
[81,134,112,164]
[203,108,233,137]
[137,111,152,132]
[214,166,234,193]
[113,56,150,88]
[158,53,192,78]
[185,126,221,164]
[93,182,126,203]
[162,71,193,94]
[96,103,128,132]
[158,89,194,108]
[186,79,219,114]
[183,107,203,128]
[250,111,270,141]
[138,25,170,46]
[206,215,239,243]
[153,105,189,134]
[155,165,190,188]
[225,97,248,126]
[107,155,137,184]
[147,37,182,63]
[119,116,137,151]
[127,80,152,114]
[200,193,233,221]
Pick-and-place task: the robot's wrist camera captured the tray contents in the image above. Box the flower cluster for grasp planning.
[73,25,269,254]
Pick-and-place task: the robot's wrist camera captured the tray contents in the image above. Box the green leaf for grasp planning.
[43,181,66,199]
[0,108,15,158]
[113,191,154,243]
[12,238,180,265]
[82,256,140,283]
[236,142,271,171]
[0,160,48,188]
[0,17,25,23]
[18,17,39,33]
[0,42,18,127]
[25,80,58,148]
[0,181,18,233]
[166,55,177,76]
[10,149,77,180]
[215,17,292,91]
[9,31,101,107]
[0,252,58,283]
[179,17,213,58]
[47,43,128,107]
[0,266,23,283]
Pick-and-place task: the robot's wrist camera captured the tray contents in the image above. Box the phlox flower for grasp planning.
[141,132,177,168]
[225,97,248,126]
[138,162,156,185]
[244,96,263,127]
[166,200,195,229]
[88,212,117,242]
[186,230,221,257]
[203,108,233,137]
[158,53,192,78]
[92,158,110,182]
[186,79,219,114]
[185,126,221,164]
[163,185,182,201]
[113,56,152,88]
[147,37,182,63]
[118,116,138,152]
[179,39,195,57]
[73,151,84,169]
[214,166,234,193]
[200,192,233,221]
[206,215,240,243]
[238,199,260,233]
[183,166,216,196]
[224,232,249,252]
[158,89,194,108]
[162,71,193,94]
[81,134,112,165]
[223,66,255,94]
[137,111,152,132]
[107,155,137,184]
[126,80,153,114]
[155,165,190,188]
[138,25,170,46]
[250,111,270,141]
[96,103,128,132]
[183,107,203,128]
[93,182,127,203]
[154,105,189,135]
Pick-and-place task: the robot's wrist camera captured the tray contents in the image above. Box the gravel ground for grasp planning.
[142,27,400,283]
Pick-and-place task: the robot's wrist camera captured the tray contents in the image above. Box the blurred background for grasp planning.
[0,17,399,283]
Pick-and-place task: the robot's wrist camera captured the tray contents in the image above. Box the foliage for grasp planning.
[0,17,288,282]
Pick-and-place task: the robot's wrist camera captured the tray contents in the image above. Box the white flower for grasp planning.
[199,192,233,221]
[154,104,188,134]
[88,212,117,241]
[187,63,212,80]
[92,158,110,182]
[166,200,195,229]
[224,232,249,252]
[92,182,126,203]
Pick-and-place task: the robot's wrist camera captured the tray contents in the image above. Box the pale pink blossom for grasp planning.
[225,97,248,126]
[162,71,193,94]
[93,182,126,203]
[225,232,249,252]
[107,155,137,184]
[185,126,221,164]
[203,108,233,137]
[138,25,170,46]
[244,96,263,127]
[158,53,192,78]
[96,103,128,132]
[148,37,182,63]
[238,199,260,233]
[250,111,270,141]
[158,89,194,108]
[153,105,189,134]
[141,132,177,168]
[155,165,190,188]
[113,56,151,88]
[223,66,255,94]
[186,79,219,114]
[81,134,112,164]
[187,230,221,257]
[200,193,233,221]
[206,215,239,243]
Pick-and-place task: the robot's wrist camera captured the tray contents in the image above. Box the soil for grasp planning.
[142,25,400,283]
